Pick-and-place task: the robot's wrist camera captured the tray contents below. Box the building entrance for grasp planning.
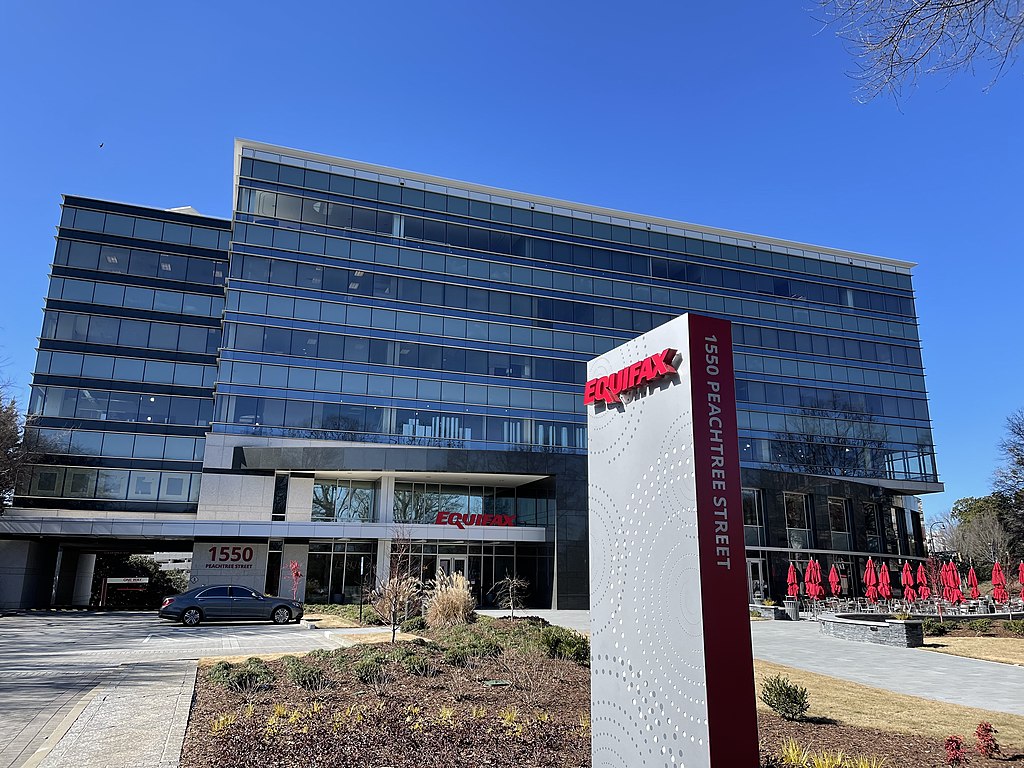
[438,556,468,578]
[746,558,767,602]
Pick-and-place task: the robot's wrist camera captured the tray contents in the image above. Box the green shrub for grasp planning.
[400,616,428,633]
[760,674,810,721]
[1005,619,1024,636]
[226,660,275,694]
[539,626,591,666]
[922,618,948,636]
[353,656,387,684]
[283,658,330,691]
[207,661,234,684]
[305,648,333,661]
[968,618,993,634]
[401,653,440,677]
[389,644,417,662]
[443,647,469,667]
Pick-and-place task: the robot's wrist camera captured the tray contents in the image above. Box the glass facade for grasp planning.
[17,197,229,513]
[11,141,941,609]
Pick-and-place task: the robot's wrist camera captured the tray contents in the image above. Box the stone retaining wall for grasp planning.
[818,613,924,648]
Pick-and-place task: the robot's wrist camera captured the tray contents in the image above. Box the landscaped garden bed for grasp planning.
[181,615,1024,768]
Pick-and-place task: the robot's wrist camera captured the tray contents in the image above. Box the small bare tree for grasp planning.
[490,574,530,620]
[367,527,422,642]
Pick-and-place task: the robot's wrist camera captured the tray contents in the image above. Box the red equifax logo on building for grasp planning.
[583,348,678,405]
[434,512,516,529]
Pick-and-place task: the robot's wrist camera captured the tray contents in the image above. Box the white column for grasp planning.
[72,554,96,607]
[285,476,314,521]
[375,538,391,586]
[377,475,395,525]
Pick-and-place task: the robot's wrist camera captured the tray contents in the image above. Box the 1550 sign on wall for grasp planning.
[206,545,256,569]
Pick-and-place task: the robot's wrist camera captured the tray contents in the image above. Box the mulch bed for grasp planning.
[928,618,1024,639]
[181,618,1021,768]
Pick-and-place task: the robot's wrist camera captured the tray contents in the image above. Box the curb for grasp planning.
[20,681,108,768]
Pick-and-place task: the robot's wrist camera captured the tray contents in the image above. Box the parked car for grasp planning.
[158,584,303,627]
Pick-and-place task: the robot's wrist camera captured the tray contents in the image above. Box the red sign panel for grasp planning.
[583,348,678,405]
[434,512,516,530]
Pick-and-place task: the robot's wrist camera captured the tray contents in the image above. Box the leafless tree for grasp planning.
[489,574,530,620]
[367,526,422,642]
[993,409,1024,558]
[947,505,1013,567]
[816,0,1024,100]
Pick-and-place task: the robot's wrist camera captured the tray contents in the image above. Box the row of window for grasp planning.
[237,189,914,317]
[218,397,588,448]
[35,351,217,388]
[26,427,205,462]
[735,352,926,395]
[42,311,221,354]
[20,465,200,502]
[225,323,583,383]
[737,409,933,449]
[739,438,936,482]
[239,158,912,291]
[219,361,579,414]
[310,479,376,522]
[29,386,214,426]
[49,277,225,318]
[60,207,229,251]
[735,379,930,421]
[230,231,919,344]
[733,322,923,368]
[57,240,227,285]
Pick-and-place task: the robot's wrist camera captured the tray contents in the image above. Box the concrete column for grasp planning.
[72,553,96,607]
[0,540,58,610]
[377,476,395,525]
[285,476,314,522]
[52,548,80,606]
[375,538,391,587]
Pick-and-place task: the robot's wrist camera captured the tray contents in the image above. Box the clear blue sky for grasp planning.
[2,2,1020,518]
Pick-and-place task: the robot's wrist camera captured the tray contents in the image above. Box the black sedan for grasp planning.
[158,584,303,627]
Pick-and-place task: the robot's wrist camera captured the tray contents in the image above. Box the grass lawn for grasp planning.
[755,658,1024,747]
[922,636,1024,666]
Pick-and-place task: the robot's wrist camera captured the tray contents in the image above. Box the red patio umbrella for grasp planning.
[901,561,917,602]
[805,559,825,600]
[1019,561,1024,599]
[878,561,893,600]
[967,566,980,600]
[947,562,965,604]
[829,564,842,597]
[992,561,1009,604]
[864,557,879,603]
[940,561,951,602]
[916,563,931,600]
[787,562,800,598]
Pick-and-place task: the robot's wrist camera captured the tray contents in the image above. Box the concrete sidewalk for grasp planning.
[28,661,196,768]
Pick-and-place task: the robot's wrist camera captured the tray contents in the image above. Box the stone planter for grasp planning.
[818,613,924,648]
[750,604,789,620]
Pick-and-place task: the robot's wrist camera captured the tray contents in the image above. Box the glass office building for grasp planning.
[1,139,940,609]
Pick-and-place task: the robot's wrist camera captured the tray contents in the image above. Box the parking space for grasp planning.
[0,611,344,768]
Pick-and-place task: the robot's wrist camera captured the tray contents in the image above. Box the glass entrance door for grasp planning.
[438,556,468,578]
[746,558,767,602]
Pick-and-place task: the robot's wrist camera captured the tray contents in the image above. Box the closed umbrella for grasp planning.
[947,562,965,604]
[864,557,879,603]
[940,561,952,602]
[787,562,799,598]
[967,566,980,600]
[917,563,931,600]
[901,561,917,603]
[1019,561,1024,600]
[992,562,1009,604]
[878,561,893,600]
[805,560,824,601]
[829,564,842,597]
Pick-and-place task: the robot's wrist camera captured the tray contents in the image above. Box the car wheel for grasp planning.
[272,607,291,625]
[181,608,202,627]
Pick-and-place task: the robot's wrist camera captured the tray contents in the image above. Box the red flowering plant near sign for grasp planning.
[288,560,303,601]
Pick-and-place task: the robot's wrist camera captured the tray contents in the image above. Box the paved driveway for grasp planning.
[0,611,344,768]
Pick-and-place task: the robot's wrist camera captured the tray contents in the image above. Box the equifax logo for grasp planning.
[583,348,678,405]
[434,512,516,529]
